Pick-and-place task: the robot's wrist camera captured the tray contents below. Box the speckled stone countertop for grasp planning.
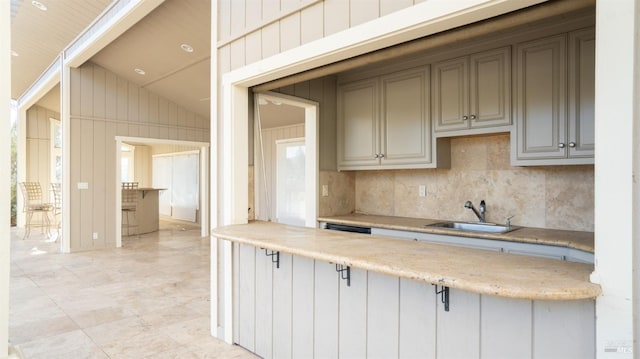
[318,214,595,253]
[212,221,601,300]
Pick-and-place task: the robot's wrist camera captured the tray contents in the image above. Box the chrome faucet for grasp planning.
[464,200,486,223]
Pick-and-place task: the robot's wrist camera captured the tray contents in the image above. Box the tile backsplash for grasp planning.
[354,134,594,232]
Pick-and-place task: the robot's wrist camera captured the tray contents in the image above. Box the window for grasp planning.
[50,118,61,183]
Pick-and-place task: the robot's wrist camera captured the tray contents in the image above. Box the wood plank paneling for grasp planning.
[437,288,480,359]
[314,261,339,358]
[323,0,349,36]
[80,119,94,249]
[367,272,399,359]
[301,3,323,44]
[280,13,301,52]
[238,244,256,351]
[262,23,280,59]
[533,299,595,359]
[93,65,106,119]
[350,0,379,27]
[92,120,106,248]
[380,0,413,16]
[273,253,293,359]
[291,256,314,358]
[399,279,435,359]
[245,31,262,68]
[230,38,246,71]
[255,247,273,358]
[481,296,532,359]
[338,267,367,358]
[65,63,210,252]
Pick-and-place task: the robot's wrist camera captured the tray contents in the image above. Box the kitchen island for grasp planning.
[212,221,600,359]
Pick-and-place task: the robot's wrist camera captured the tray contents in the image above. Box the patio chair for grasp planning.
[19,182,53,239]
[50,183,62,237]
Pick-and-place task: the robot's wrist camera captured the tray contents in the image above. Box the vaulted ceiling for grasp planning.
[10,0,212,119]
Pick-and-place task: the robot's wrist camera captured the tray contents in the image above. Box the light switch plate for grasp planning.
[322,185,329,197]
[77,182,89,190]
[419,185,426,197]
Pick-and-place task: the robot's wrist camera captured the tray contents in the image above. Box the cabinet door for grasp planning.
[380,67,432,166]
[337,79,379,168]
[568,28,595,159]
[433,56,468,132]
[469,47,511,128]
[514,34,567,160]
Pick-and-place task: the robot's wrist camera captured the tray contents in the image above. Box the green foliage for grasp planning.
[11,118,16,226]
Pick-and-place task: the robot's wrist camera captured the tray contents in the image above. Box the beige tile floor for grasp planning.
[9,222,257,359]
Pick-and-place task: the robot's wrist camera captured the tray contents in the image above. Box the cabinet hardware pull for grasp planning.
[379,153,385,158]
[558,143,566,149]
[374,154,379,158]
[470,114,477,120]
[462,115,469,120]
[569,142,576,148]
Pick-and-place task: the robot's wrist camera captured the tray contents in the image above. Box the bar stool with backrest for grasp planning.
[19,182,53,239]
[50,183,62,238]
[121,182,139,236]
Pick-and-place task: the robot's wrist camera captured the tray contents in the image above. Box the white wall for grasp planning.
[593,0,638,357]
[1,1,10,356]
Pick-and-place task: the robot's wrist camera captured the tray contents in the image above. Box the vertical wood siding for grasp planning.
[235,243,596,358]
[68,62,209,251]
[25,106,58,204]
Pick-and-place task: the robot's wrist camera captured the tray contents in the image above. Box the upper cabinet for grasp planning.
[432,47,511,136]
[512,28,595,165]
[338,67,449,171]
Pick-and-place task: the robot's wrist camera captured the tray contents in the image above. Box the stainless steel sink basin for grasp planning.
[426,221,519,234]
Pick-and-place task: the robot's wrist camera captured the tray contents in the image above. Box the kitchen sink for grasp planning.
[426,221,519,234]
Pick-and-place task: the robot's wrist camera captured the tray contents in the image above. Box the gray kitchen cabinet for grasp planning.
[512,28,595,165]
[338,67,447,170]
[432,47,511,135]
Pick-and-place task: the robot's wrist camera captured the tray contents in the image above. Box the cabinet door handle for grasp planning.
[569,142,577,148]
[558,143,566,149]
[374,154,380,158]
[379,153,385,158]
[470,114,477,120]
[462,115,469,121]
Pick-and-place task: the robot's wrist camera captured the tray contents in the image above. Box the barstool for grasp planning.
[19,182,53,239]
[121,182,139,236]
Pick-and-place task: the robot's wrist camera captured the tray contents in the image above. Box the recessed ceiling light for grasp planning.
[31,1,47,11]
[11,50,18,57]
[180,43,194,53]
[134,68,146,75]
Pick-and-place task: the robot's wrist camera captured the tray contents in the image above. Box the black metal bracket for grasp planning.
[335,264,351,286]
[434,284,450,312]
[264,249,280,268]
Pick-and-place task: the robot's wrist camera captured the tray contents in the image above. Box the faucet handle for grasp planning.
[505,215,515,227]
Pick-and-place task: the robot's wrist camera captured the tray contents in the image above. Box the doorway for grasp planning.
[254,92,318,227]
[114,137,209,247]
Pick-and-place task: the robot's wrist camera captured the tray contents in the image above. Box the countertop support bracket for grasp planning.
[434,284,450,311]
[264,249,280,268]
[335,264,351,286]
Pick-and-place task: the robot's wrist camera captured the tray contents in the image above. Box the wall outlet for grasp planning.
[322,184,329,197]
[419,185,426,197]
[77,182,89,190]
[92,232,98,240]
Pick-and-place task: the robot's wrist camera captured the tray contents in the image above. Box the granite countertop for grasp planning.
[212,221,601,300]
[317,214,594,253]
